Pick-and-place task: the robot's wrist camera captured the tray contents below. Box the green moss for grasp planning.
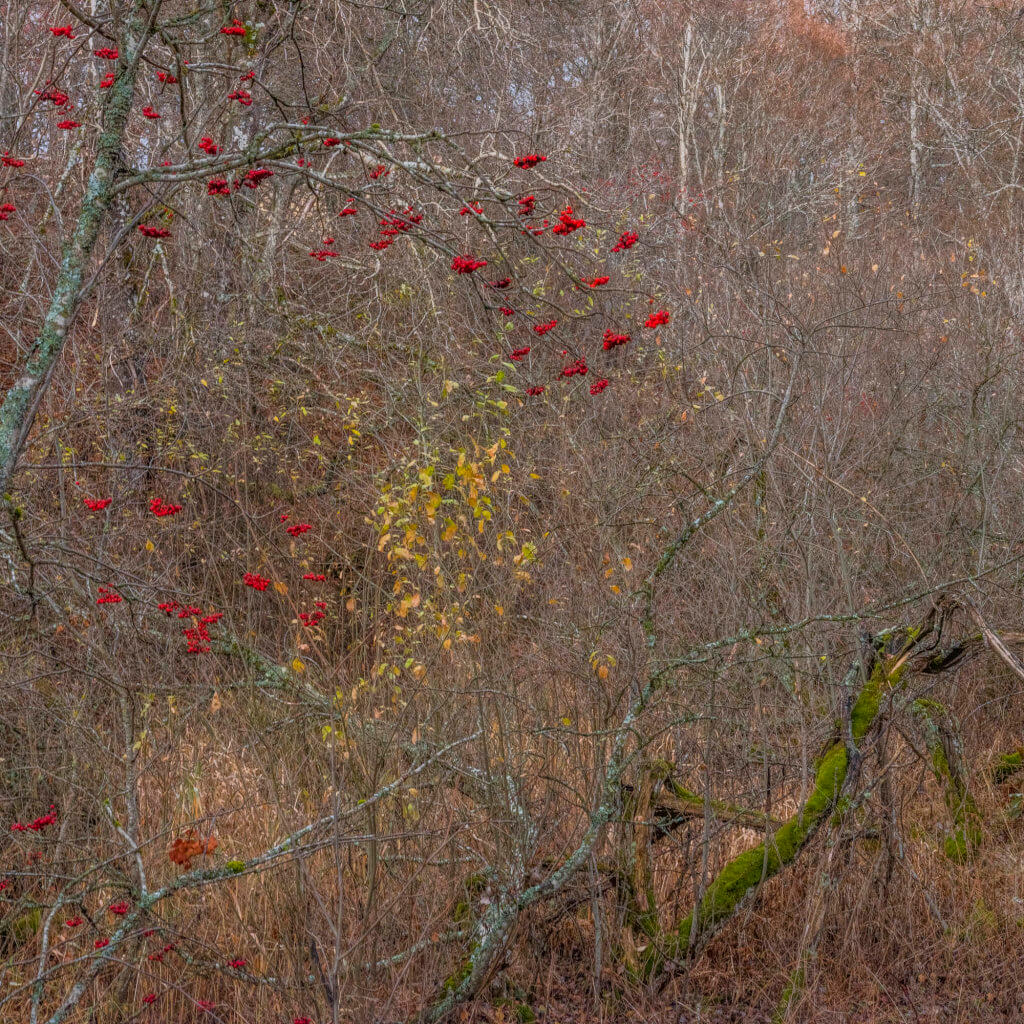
[966,897,998,939]
[441,956,472,994]
[226,859,245,873]
[0,907,41,953]
[494,998,536,1023]
[944,826,981,864]
[992,749,1024,785]
[913,699,982,863]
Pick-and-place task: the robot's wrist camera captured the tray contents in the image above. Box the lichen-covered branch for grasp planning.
[0,14,148,498]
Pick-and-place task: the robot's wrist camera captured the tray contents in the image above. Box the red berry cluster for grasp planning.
[109,900,130,915]
[338,202,358,217]
[368,164,389,179]
[99,73,114,88]
[199,137,220,154]
[517,195,535,216]
[227,89,252,106]
[368,207,422,251]
[644,309,670,328]
[611,230,638,252]
[35,86,69,106]
[510,347,530,361]
[561,357,588,378]
[0,203,14,220]
[150,497,182,515]
[1,153,24,167]
[96,586,123,604]
[602,329,629,350]
[299,601,328,628]
[451,254,487,274]
[221,20,246,35]
[138,225,171,238]
[499,306,515,316]
[141,105,161,119]
[156,71,177,84]
[286,522,312,537]
[66,917,83,927]
[526,385,545,396]
[84,497,112,510]
[459,202,483,216]
[303,573,327,581]
[486,277,511,289]
[514,153,546,168]
[208,178,230,195]
[236,167,272,189]
[183,610,222,654]
[589,276,609,287]
[551,205,585,236]
[323,137,342,147]
[589,378,609,395]
[244,572,270,591]
[93,47,118,59]
[533,319,557,335]
[57,120,82,129]
[50,25,75,38]
[227,958,248,968]
[10,806,57,832]
[159,601,199,617]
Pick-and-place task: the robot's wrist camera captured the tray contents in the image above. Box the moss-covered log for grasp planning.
[641,629,921,980]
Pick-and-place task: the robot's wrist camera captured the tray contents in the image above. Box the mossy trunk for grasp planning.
[641,637,912,980]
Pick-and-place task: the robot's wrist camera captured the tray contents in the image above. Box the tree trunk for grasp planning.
[0,15,144,496]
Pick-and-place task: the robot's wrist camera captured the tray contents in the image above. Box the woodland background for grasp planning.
[4,1,1024,1022]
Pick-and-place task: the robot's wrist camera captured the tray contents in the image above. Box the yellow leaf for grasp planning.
[621,557,633,572]
[145,540,155,552]
[597,664,609,680]
[346,596,356,612]
[291,658,305,673]
[274,581,288,595]
[210,691,221,712]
